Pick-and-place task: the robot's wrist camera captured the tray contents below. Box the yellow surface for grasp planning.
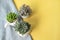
[14,0,60,40]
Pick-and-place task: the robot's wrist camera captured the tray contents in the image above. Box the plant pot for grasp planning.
[14,26,31,37]
[4,20,16,28]
[16,30,30,37]
[16,25,31,37]
[14,21,31,37]
[19,4,32,18]
[20,14,29,18]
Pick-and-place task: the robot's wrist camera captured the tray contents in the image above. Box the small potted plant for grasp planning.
[14,16,31,37]
[6,12,17,26]
[19,4,32,18]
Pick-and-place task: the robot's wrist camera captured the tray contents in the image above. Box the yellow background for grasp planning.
[14,0,60,40]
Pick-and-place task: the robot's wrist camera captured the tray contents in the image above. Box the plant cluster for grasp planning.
[6,11,31,35]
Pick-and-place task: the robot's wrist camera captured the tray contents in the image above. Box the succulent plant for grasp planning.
[14,21,31,35]
[6,11,31,35]
[7,12,17,23]
[19,4,32,18]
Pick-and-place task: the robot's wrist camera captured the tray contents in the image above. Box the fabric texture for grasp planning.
[0,0,31,40]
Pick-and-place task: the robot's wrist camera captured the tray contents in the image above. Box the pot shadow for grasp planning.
[28,1,39,18]
[27,15,39,40]
[29,16,39,33]
[28,4,39,32]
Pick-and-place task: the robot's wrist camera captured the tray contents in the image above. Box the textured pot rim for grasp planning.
[16,30,30,37]
[21,15,29,18]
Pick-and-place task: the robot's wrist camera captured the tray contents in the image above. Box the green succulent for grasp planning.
[7,12,17,23]
[14,21,31,35]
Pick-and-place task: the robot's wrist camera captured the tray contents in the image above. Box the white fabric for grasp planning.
[0,0,32,40]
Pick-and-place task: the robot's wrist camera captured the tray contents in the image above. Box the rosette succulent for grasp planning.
[14,21,31,35]
[19,4,32,18]
[7,12,17,23]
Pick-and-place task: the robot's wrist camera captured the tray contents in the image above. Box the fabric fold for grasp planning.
[0,0,31,40]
